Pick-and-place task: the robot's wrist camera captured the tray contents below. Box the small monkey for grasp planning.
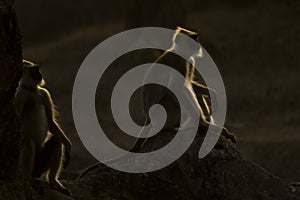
[15,60,72,195]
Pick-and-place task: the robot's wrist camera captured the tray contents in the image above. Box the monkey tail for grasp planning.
[78,162,101,179]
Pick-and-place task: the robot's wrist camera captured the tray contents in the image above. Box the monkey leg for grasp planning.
[38,136,71,196]
[32,139,53,178]
[21,139,36,178]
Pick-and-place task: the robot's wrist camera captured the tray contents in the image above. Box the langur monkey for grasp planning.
[130,26,237,152]
[15,60,72,195]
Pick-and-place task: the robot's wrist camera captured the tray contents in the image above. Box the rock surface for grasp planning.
[71,127,300,200]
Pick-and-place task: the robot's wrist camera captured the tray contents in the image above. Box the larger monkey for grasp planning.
[15,60,72,195]
[79,27,236,178]
[130,26,236,152]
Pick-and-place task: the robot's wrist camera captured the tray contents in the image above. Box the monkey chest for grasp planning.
[21,95,49,140]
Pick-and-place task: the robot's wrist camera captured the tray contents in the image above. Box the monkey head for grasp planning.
[176,26,199,41]
[21,59,43,86]
[173,26,200,53]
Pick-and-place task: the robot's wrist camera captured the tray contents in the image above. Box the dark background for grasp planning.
[15,0,300,182]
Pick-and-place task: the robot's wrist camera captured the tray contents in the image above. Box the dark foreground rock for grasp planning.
[70,128,300,200]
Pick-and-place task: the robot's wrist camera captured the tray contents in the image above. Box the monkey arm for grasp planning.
[191,81,217,113]
[40,88,72,150]
[49,121,72,167]
[191,81,216,97]
[183,83,210,127]
[49,121,72,151]
[41,88,71,168]
[166,69,210,127]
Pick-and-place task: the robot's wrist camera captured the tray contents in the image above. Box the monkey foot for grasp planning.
[51,181,72,196]
[222,128,237,144]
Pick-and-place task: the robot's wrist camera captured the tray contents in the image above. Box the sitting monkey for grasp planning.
[131,26,237,152]
[15,60,72,195]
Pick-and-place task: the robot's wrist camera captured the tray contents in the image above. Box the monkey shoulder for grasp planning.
[38,87,53,106]
[16,87,53,111]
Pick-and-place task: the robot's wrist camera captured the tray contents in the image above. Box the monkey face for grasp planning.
[29,67,43,82]
[21,60,43,86]
[176,26,199,42]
